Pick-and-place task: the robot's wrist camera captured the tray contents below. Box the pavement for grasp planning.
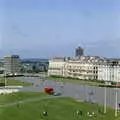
[15,76,120,109]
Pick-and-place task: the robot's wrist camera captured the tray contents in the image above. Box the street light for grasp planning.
[4,69,7,88]
[115,64,119,117]
[104,64,107,114]
[104,83,107,114]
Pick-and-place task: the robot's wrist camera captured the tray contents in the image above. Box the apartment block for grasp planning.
[48,56,120,82]
[4,55,21,75]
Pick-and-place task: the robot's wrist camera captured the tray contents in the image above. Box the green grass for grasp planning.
[47,76,105,86]
[0,92,49,105]
[0,78,31,86]
[0,97,120,120]
[99,84,120,88]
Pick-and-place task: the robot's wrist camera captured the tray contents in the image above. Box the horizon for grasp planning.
[0,0,120,58]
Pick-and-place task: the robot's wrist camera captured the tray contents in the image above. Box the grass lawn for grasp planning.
[0,97,120,120]
[0,78,32,86]
[47,76,105,86]
[0,92,49,105]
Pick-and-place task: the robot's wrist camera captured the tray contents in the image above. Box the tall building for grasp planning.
[75,46,84,57]
[4,55,21,75]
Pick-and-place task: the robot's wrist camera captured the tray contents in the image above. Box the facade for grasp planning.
[48,56,102,80]
[48,57,66,76]
[4,55,21,75]
[75,46,84,57]
[98,61,120,82]
[48,56,120,82]
[65,61,97,80]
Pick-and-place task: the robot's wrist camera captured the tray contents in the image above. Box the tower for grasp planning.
[75,46,84,57]
[4,55,21,75]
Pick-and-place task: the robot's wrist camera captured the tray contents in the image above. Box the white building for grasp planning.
[98,61,120,82]
[48,56,102,80]
[48,56,120,82]
[48,57,66,77]
[65,61,97,80]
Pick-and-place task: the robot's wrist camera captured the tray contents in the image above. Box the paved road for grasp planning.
[15,77,120,109]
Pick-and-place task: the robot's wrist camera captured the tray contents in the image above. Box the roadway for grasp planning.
[15,76,120,109]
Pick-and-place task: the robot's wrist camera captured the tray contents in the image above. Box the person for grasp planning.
[43,111,48,117]
[76,110,82,116]
[118,103,120,110]
[87,112,92,117]
[17,101,20,108]
[98,108,103,114]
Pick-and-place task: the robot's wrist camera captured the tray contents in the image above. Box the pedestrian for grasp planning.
[17,101,20,108]
[118,103,120,110]
[43,111,48,117]
[76,109,82,116]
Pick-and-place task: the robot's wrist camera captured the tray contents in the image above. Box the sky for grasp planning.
[0,0,120,58]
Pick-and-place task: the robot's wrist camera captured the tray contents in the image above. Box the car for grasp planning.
[44,88,54,95]
[53,92,62,96]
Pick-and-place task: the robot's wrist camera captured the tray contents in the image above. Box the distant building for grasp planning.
[75,46,84,57]
[48,57,66,77]
[48,56,120,82]
[48,56,103,80]
[98,60,120,82]
[4,55,21,75]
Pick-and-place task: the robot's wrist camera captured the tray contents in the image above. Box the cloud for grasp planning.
[84,39,120,58]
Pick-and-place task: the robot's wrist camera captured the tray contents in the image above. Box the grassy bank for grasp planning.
[99,84,120,88]
[0,92,49,105]
[0,97,119,120]
[47,76,105,86]
[0,78,32,86]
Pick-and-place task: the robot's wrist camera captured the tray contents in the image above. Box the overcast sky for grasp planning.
[0,0,120,58]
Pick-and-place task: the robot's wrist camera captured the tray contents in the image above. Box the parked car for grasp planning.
[44,88,54,95]
[53,91,62,96]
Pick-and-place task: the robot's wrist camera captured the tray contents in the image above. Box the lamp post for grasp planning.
[4,70,7,88]
[115,84,118,117]
[115,64,118,117]
[104,83,107,114]
[4,68,8,88]
[104,65,107,114]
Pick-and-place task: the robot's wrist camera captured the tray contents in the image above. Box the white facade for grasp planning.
[65,61,97,80]
[98,65,110,81]
[48,58,66,76]
[48,57,120,82]
[48,56,99,80]
[98,64,120,82]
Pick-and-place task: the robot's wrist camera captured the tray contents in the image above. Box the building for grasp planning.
[48,46,120,82]
[65,61,97,80]
[48,56,103,80]
[98,60,120,82]
[4,55,21,75]
[48,57,66,77]
[75,46,84,57]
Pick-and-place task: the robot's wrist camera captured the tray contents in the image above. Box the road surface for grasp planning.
[15,76,120,109]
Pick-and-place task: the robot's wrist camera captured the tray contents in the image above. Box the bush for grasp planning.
[0,83,5,86]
